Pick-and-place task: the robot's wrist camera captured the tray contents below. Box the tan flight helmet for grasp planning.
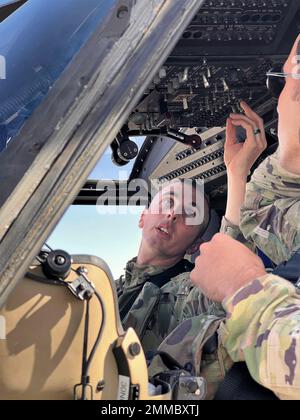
[0,250,171,400]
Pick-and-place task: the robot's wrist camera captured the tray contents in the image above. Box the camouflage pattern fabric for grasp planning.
[221,152,300,265]
[240,151,300,265]
[220,216,256,251]
[118,258,221,355]
[147,151,300,400]
[148,315,233,400]
[119,258,170,289]
[182,286,225,320]
[221,274,300,400]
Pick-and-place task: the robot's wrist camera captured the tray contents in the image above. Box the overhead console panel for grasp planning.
[176,0,299,55]
[128,0,300,201]
[144,128,226,189]
[128,0,300,133]
[130,128,228,204]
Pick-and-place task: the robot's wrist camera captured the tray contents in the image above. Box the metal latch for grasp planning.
[67,268,95,301]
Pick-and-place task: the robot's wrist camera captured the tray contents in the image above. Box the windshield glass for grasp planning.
[0,0,116,154]
[90,137,146,180]
[49,140,146,279]
[49,205,143,279]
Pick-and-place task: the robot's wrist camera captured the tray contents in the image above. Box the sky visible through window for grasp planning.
[48,139,145,279]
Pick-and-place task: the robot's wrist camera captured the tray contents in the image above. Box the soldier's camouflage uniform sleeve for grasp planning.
[220,216,256,252]
[240,152,300,265]
[220,274,300,400]
[182,286,225,320]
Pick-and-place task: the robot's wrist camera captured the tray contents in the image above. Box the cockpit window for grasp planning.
[90,138,146,181]
[0,0,116,154]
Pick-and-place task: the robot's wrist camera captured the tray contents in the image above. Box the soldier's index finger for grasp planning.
[240,101,258,118]
[226,118,237,146]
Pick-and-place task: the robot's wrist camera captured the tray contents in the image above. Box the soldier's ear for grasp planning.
[186,238,205,255]
[139,209,148,229]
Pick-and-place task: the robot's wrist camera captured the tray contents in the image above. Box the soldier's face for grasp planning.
[277,35,300,138]
[139,182,206,258]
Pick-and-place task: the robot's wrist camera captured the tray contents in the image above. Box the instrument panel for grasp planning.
[127,0,300,202]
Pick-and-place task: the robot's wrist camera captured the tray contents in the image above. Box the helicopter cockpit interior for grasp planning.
[0,0,299,211]
[82,0,300,213]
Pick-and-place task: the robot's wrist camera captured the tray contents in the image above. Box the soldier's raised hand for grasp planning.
[224,102,267,179]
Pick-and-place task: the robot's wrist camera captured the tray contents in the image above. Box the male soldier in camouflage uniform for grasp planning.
[221,34,300,262]
[198,33,300,400]
[117,180,224,356]
[191,233,300,400]
[149,34,300,399]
